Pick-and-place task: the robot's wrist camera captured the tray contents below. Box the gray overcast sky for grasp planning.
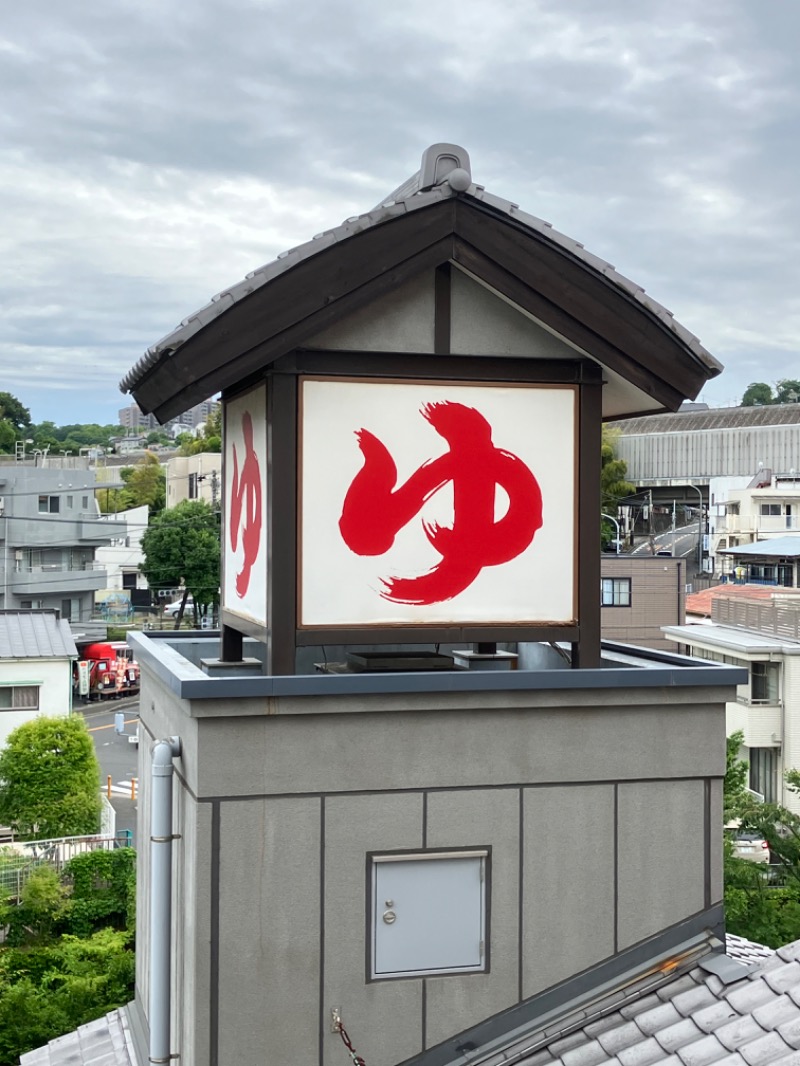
[1,0,798,425]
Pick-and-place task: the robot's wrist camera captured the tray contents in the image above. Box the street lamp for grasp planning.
[687,483,704,574]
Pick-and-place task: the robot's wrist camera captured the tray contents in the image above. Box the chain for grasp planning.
[336,1021,366,1066]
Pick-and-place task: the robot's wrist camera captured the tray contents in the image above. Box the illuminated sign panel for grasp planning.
[223,383,268,628]
[300,378,576,628]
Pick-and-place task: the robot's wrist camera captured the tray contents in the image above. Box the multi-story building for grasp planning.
[710,471,800,576]
[118,400,219,434]
[665,592,800,813]
[164,453,220,509]
[0,461,125,626]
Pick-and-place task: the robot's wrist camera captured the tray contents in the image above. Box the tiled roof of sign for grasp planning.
[19,1009,135,1065]
[725,934,775,966]
[119,143,721,397]
[0,610,77,659]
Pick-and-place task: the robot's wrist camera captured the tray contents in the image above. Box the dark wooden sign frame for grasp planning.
[220,349,602,673]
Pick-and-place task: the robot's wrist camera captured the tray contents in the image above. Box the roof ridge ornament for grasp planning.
[418,143,472,191]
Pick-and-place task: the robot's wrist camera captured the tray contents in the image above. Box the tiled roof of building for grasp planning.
[686,585,781,618]
[119,143,721,398]
[0,610,77,659]
[19,1009,135,1065]
[464,938,800,1066]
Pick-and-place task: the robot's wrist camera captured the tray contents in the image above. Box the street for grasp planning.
[630,520,701,560]
[74,696,140,846]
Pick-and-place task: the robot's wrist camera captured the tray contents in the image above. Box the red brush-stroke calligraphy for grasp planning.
[229,412,262,598]
[339,401,543,604]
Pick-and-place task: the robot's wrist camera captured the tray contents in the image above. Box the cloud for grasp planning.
[0,0,798,421]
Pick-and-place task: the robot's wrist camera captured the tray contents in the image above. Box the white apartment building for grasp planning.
[710,471,800,577]
[665,595,800,814]
[164,453,220,509]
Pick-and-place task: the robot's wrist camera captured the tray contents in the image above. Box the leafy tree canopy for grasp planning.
[775,379,800,405]
[140,499,220,618]
[119,453,166,516]
[0,391,31,432]
[178,405,222,455]
[741,382,774,406]
[0,717,101,841]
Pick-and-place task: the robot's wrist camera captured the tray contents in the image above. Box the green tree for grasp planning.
[178,406,222,456]
[140,499,220,620]
[775,379,800,405]
[123,453,166,515]
[0,391,31,432]
[600,427,634,544]
[741,382,774,406]
[0,420,15,454]
[0,717,101,841]
[724,730,748,819]
[0,929,134,1065]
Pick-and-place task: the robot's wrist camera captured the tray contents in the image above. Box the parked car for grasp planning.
[164,598,194,618]
[727,827,771,863]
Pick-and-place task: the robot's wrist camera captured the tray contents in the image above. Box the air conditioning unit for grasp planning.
[15,550,23,560]
[0,497,4,514]
[685,583,693,594]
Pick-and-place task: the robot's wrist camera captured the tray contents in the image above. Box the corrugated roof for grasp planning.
[718,537,800,558]
[611,405,800,436]
[0,611,78,659]
[19,1008,135,1065]
[119,143,721,398]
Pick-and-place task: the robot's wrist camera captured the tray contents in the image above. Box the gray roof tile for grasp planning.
[674,1034,729,1066]
[764,967,800,995]
[739,1033,793,1066]
[622,995,664,1020]
[586,1015,630,1039]
[598,1022,646,1055]
[655,1020,704,1053]
[549,1032,592,1056]
[753,998,800,1032]
[617,1038,665,1066]
[725,982,777,1015]
[770,1055,800,1066]
[716,1017,768,1052]
[673,988,721,1020]
[561,1040,610,1066]
[777,1019,800,1051]
[660,977,703,1002]
[692,1002,741,1034]
[635,1004,683,1037]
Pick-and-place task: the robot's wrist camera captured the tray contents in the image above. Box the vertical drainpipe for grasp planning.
[150,737,182,1065]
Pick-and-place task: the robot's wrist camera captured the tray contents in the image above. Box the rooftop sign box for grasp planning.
[122,143,721,672]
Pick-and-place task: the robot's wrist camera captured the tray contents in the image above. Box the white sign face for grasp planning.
[223,384,268,627]
[300,378,576,627]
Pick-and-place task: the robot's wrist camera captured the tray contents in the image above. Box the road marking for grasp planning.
[88,719,138,733]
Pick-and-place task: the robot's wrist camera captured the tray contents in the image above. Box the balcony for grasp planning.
[727,698,782,747]
[11,562,109,596]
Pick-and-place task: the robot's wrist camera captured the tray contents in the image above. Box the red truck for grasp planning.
[74,642,140,701]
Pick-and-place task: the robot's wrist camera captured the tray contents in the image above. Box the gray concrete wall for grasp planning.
[133,655,731,1066]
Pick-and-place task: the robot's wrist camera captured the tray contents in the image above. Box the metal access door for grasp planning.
[370,851,487,980]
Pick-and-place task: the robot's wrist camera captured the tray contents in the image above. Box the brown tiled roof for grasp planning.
[686,584,780,618]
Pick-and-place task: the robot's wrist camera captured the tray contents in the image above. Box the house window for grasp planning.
[82,495,89,510]
[751,662,780,704]
[188,473,198,499]
[760,504,782,516]
[37,495,60,514]
[19,600,43,609]
[718,538,727,549]
[66,495,73,508]
[601,578,631,606]
[0,686,40,710]
[750,747,779,804]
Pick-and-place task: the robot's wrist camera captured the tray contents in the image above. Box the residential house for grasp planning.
[94,505,150,615]
[0,610,76,748]
[601,555,686,650]
[711,471,800,578]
